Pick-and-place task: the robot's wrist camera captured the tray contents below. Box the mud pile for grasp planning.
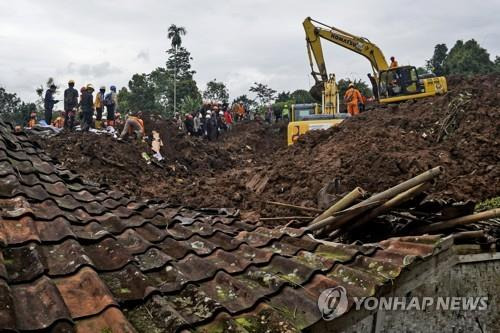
[36,120,285,202]
[35,74,499,219]
[259,74,500,211]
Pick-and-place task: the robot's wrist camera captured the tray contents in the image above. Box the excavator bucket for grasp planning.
[309,82,324,102]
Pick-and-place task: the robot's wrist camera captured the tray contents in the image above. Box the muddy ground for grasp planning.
[36,74,500,223]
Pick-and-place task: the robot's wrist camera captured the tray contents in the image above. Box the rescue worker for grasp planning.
[52,112,65,128]
[193,112,201,136]
[282,104,290,122]
[80,84,95,131]
[105,86,117,127]
[390,56,398,68]
[206,113,217,141]
[119,112,145,140]
[223,108,233,131]
[184,114,194,135]
[344,83,364,116]
[44,84,59,124]
[94,86,106,129]
[27,112,37,128]
[63,80,79,130]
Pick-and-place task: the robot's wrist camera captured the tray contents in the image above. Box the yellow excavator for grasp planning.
[303,17,447,103]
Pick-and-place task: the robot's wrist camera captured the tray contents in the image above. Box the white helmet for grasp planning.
[219,111,224,115]
[205,114,211,118]
[207,110,212,114]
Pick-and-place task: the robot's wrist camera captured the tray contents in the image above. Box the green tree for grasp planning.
[290,89,315,104]
[426,43,448,76]
[0,86,36,125]
[337,78,372,101]
[119,38,200,117]
[249,82,276,106]
[232,94,257,109]
[167,24,187,114]
[126,73,159,113]
[276,91,291,103]
[117,87,131,113]
[203,79,229,102]
[443,39,496,75]
[167,24,186,49]
[180,95,202,115]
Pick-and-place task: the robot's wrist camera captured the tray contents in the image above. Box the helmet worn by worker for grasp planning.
[205,114,210,118]
[50,84,57,89]
[348,83,354,88]
[87,84,94,91]
[207,110,212,115]
[110,85,116,92]
[68,80,75,85]
[100,86,106,91]
[219,111,223,115]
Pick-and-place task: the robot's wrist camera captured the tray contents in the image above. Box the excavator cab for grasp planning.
[377,66,447,103]
[378,66,421,99]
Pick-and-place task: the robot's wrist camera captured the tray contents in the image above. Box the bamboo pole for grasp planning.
[260,216,315,221]
[264,201,322,213]
[452,230,485,241]
[305,201,382,232]
[357,166,443,207]
[342,182,431,233]
[305,167,443,234]
[414,208,500,234]
[311,187,365,224]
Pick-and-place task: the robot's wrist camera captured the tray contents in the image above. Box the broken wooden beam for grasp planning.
[264,201,322,213]
[260,216,314,221]
[413,208,500,234]
[310,187,365,225]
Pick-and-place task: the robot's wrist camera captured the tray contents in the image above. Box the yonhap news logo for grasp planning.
[318,287,488,321]
[317,286,349,320]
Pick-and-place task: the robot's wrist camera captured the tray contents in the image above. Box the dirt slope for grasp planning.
[36,74,500,218]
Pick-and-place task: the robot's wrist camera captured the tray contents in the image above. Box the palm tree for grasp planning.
[167,24,187,115]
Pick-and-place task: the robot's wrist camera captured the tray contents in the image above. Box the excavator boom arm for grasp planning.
[303,17,389,80]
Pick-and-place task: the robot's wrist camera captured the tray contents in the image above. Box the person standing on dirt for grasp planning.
[282,104,289,122]
[206,112,217,141]
[193,112,201,136]
[390,56,398,68]
[105,85,117,127]
[119,112,145,140]
[63,80,79,130]
[344,83,364,116]
[44,84,59,125]
[224,107,233,131]
[94,86,106,129]
[80,84,95,131]
[184,114,194,135]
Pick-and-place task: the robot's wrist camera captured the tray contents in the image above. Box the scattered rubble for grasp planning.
[32,74,499,227]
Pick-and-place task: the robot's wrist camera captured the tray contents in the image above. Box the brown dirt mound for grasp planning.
[257,74,500,215]
[35,120,285,203]
[35,74,499,222]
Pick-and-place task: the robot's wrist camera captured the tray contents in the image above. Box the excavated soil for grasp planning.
[36,74,500,221]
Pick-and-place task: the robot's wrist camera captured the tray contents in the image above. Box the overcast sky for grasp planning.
[1,0,499,102]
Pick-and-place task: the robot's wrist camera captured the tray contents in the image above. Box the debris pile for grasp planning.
[258,74,500,214]
[33,74,499,221]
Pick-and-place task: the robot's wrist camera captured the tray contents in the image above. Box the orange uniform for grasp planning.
[390,60,399,68]
[52,116,64,128]
[344,87,363,116]
[127,116,145,136]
